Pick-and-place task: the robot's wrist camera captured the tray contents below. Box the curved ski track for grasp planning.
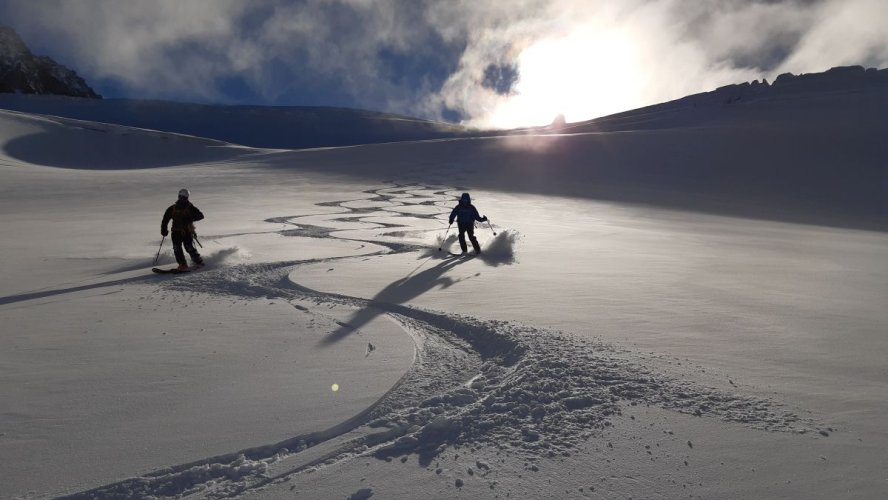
[63,184,828,499]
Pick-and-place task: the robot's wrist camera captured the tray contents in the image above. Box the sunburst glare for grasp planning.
[487,28,644,129]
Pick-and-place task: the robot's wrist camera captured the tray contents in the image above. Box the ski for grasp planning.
[152,267,190,274]
[447,252,478,258]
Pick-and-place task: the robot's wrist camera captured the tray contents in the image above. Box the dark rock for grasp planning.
[0,26,100,98]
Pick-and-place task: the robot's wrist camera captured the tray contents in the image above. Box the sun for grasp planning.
[486,28,644,129]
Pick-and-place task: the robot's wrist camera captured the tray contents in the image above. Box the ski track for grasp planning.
[63,183,829,499]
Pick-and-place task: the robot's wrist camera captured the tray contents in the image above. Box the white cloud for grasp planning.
[15,1,249,100]
[432,0,888,127]
[776,0,888,73]
[4,0,886,127]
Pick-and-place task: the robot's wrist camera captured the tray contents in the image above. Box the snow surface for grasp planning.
[0,94,467,150]
[0,88,887,499]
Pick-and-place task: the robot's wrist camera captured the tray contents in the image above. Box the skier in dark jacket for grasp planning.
[448,192,487,255]
[161,188,205,271]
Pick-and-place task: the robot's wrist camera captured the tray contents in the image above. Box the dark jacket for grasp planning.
[449,201,485,226]
[162,199,204,235]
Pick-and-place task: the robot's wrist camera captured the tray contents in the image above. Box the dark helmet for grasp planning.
[460,192,471,203]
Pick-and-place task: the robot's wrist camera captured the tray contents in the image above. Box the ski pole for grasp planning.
[438,224,452,252]
[190,224,203,248]
[153,236,165,266]
[486,219,497,236]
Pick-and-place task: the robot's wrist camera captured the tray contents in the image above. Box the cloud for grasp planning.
[3,0,887,128]
[432,0,888,127]
[2,0,251,101]
[776,0,888,73]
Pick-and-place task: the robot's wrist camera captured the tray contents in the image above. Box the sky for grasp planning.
[2,0,887,128]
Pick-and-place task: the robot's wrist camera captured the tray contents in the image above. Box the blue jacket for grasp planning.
[449,201,485,226]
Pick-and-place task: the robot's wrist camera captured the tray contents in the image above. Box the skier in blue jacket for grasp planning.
[448,192,488,255]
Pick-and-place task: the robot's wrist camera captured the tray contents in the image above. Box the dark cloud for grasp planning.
[482,63,520,96]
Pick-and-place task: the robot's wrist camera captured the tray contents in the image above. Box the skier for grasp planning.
[161,188,205,271]
[448,192,488,255]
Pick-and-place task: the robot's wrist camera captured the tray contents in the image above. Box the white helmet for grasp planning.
[178,188,190,199]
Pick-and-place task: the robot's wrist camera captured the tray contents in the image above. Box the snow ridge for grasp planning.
[65,184,828,499]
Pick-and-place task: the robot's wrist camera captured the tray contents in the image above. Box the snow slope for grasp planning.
[252,81,888,231]
[0,94,470,150]
[0,108,245,169]
[1,85,887,499]
[1,65,886,234]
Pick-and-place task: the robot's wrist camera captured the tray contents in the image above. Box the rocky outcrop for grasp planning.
[687,66,888,107]
[0,26,100,98]
[771,65,888,92]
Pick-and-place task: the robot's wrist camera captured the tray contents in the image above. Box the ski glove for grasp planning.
[161,228,168,237]
[481,216,488,222]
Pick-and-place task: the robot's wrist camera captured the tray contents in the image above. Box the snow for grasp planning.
[0,94,467,150]
[1,83,887,499]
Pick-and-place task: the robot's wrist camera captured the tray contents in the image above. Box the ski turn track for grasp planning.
[63,184,830,499]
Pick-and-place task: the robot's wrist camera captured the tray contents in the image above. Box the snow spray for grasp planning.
[479,230,520,266]
[425,234,460,258]
[200,246,244,266]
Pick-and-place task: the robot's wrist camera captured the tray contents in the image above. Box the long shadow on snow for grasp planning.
[320,256,473,346]
[3,126,243,169]
[0,275,154,306]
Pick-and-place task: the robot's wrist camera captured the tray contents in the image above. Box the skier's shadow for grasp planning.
[320,256,472,346]
[0,275,151,306]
